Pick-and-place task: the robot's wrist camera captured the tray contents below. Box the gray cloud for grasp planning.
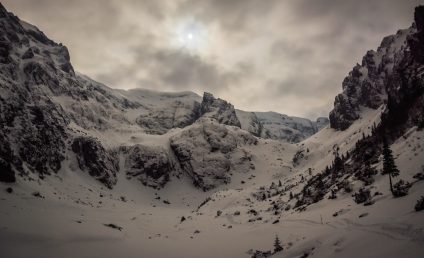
[177,0,277,32]
[2,0,423,119]
[97,47,242,93]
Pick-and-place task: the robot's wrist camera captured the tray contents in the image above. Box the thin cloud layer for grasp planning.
[3,0,422,119]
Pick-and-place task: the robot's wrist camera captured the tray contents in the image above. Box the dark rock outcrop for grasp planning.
[123,144,173,189]
[0,134,15,182]
[200,92,241,128]
[329,21,416,130]
[0,4,140,184]
[71,137,118,188]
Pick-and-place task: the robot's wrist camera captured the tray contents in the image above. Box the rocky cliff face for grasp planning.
[200,92,241,128]
[71,137,119,188]
[135,101,201,134]
[0,4,72,179]
[237,110,329,143]
[127,91,242,135]
[117,89,203,135]
[329,16,419,130]
[123,144,173,189]
[298,6,424,209]
[0,4,137,185]
[170,119,257,191]
[385,6,424,133]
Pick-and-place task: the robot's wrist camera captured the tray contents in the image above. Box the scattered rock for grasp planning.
[103,223,122,231]
[32,192,44,198]
[358,212,369,218]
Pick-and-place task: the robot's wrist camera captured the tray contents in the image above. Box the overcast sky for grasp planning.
[3,0,423,119]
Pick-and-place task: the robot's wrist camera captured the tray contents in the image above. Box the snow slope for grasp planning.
[1,108,423,258]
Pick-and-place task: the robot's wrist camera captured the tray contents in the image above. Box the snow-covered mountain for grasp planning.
[237,110,329,143]
[329,23,422,131]
[0,3,423,258]
[0,1,328,191]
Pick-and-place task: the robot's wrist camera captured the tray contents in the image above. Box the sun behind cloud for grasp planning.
[174,18,208,53]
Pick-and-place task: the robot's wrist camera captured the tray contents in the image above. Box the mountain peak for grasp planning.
[415,5,424,30]
[329,17,420,130]
[0,3,9,18]
[200,92,241,127]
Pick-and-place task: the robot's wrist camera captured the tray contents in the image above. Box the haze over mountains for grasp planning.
[0,3,423,258]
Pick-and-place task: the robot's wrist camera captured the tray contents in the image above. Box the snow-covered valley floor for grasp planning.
[1,110,423,258]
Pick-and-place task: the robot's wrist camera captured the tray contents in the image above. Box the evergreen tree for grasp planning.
[382,140,400,193]
[324,166,330,175]
[333,154,344,172]
[363,161,376,177]
[278,180,282,187]
[273,235,283,253]
[332,145,344,172]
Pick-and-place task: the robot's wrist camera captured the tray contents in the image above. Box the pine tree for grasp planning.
[382,139,400,193]
[345,150,350,159]
[273,235,283,253]
[278,180,282,187]
[332,145,344,172]
[333,153,344,172]
[324,166,330,175]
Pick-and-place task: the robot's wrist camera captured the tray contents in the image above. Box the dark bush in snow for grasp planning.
[392,180,411,197]
[354,188,371,204]
[413,172,424,181]
[251,250,272,258]
[415,196,424,211]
